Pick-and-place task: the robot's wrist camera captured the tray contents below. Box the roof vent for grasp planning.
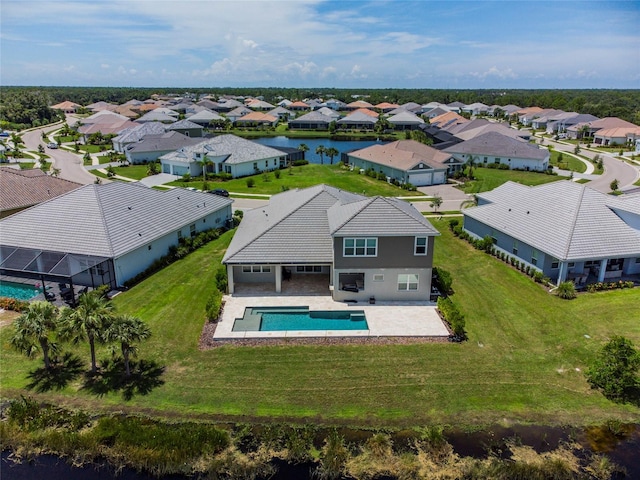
[526,211,530,214]
[138,233,142,236]
[508,208,511,212]
[128,206,132,210]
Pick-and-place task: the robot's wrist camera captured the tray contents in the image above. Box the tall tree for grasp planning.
[315,145,326,165]
[10,301,59,370]
[465,155,478,179]
[197,156,213,185]
[106,315,151,377]
[59,292,115,373]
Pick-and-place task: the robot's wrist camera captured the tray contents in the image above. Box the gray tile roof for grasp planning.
[0,182,232,259]
[337,111,377,125]
[113,122,167,144]
[388,111,425,125]
[464,181,640,261]
[288,111,334,124]
[223,184,438,265]
[159,134,284,165]
[167,119,202,130]
[444,131,548,160]
[126,131,199,154]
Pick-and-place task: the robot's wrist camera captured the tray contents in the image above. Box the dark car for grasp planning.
[209,188,229,197]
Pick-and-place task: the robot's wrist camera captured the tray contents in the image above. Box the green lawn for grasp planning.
[460,167,568,194]
[1,222,638,427]
[110,165,150,180]
[168,163,423,197]
[78,144,109,154]
[549,150,587,173]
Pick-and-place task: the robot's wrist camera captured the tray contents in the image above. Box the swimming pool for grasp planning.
[0,281,39,301]
[233,306,368,332]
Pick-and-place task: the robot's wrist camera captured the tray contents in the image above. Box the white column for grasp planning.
[275,265,282,293]
[227,264,234,294]
[557,261,567,285]
[598,259,607,282]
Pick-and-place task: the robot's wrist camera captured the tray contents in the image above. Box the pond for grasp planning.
[253,136,388,164]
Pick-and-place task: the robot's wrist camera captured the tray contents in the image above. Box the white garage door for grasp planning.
[408,172,433,186]
[433,172,446,184]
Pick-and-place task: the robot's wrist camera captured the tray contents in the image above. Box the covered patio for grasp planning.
[227,263,333,295]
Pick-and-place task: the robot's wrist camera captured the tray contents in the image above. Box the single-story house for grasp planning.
[444,131,549,171]
[159,134,287,178]
[234,112,278,128]
[167,119,204,137]
[463,181,640,285]
[336,111,377,130]
[429,111,468,130]
[592,127,640,146]
[566,117,637,139]
[136,110,177,124]
[0,182,233,289]
[226,106,253,122]
[112,122,167,153]
[347,140,462,186]
[345,100,374,111]
[125,131,199,164]
[0,167,81,218]
[546,113,598,134]
[375,102,400,113]
[288,111,334,130]
[267,106,295,121]
[462,103,490,116]
[223,184,440,302]
[75,111,139,140]
[186,109,224,126]
[387,111,425,130]
[51,101,82,114]
[288,101,310,111]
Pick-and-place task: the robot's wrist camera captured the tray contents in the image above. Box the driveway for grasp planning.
[414,184,473,212]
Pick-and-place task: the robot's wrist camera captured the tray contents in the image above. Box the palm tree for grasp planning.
[465,155,478,179]
[59,291,115,373]
[325,147,339,165]
[146,161,160,176]
[316,145,326,165]
[197,156,214,185]
[10,301,59,370]
[106,314,151,377]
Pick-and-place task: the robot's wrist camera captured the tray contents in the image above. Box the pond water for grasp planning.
[253,136,387,164]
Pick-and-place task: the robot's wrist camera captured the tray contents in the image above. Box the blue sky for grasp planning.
[1,0,639,88]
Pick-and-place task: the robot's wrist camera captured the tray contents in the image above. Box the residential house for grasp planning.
[429,111,468,130]
[0,182,233,289]
[422,106,451,120]
[247,99,276,111]
[159,134,286,178]
[375,102,400,113]
[222,184,440,302]
[234,112,278,128]
[315,107,341,121]
[346,100,374,111]
[75,111,138,140]
[387,111,425,130]
[546,113,598,134]
[86,101,116,112]
[112,122,167,153]
[567,117,637,140]
[347,140,462,186]
[51,101,82,114]
[167,119,204,138]
[125,131,199,164]
[137,110,178,124]
[186,109,225,126]
[337,110,377,130]
[323,99,347,111]
[226,106,253,123]
[445,131,549,171]
[288,111,334,130]
[267,106,295,122]
[0,167,81,218]
[593,127,640,146]
[462,181,640,285]
[289,101,310,111]
[446,102,466,113]
[462,103,490,116]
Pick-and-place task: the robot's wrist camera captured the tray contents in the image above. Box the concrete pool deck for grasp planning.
[213,293,451,340]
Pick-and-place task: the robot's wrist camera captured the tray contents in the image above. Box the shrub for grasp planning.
[274,169,281,179]
[585,336,640,403]
[432,267,453,296]
[556,281,577,300]
[215,267,228,292]
[533,270,544,283]
[206,290,223,321]
[181,173,191,182]
[376,172,386,181]
[291,159,308,166]
[0,297,30,312]
[437,297,466,340]
[246,178,255,188]
[94,284,111,298]
[448,219,459,231]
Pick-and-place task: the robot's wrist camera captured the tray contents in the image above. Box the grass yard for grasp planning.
[460,167,567,194]
[549,150,587,173]
[168,163,422,197]
[1,222,638,428]
[110,164,151,180]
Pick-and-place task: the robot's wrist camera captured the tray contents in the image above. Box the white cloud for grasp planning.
[470,66,518,80]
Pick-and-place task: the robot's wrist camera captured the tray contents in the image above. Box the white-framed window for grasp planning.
[242,265,271,273]
[190,223,196,237]
[551,260,559,269]
[344,238,377,257]
[531,249,538,266]
[414,237,427,255]
[512,241,518,255]
[398,274,419,291]
[296,265,323,273]
[373,274,384,282]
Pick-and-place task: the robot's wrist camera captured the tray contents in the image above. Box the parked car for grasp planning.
[209,188,229,197]
[47,142,58,149]
[0,131,9,138]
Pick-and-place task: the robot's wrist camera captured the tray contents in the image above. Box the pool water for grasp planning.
[233,307,368,332]
[0,281,39,300]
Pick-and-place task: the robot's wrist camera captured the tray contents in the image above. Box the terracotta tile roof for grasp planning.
[349,140,454,171]
[593,127,640,138]
[51,101,82,110]
[289,101,310,108]
[234,112,277,123]
[375,102,399,110]
[0,167,81,215]
[430,111,468,129]
[351,108,379,118]
[347,100,374,108]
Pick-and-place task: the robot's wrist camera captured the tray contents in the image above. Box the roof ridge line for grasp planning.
[561,184,587,260]
[329,196,376,235]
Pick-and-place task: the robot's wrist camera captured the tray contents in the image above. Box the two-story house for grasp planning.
[222,184,440,302]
